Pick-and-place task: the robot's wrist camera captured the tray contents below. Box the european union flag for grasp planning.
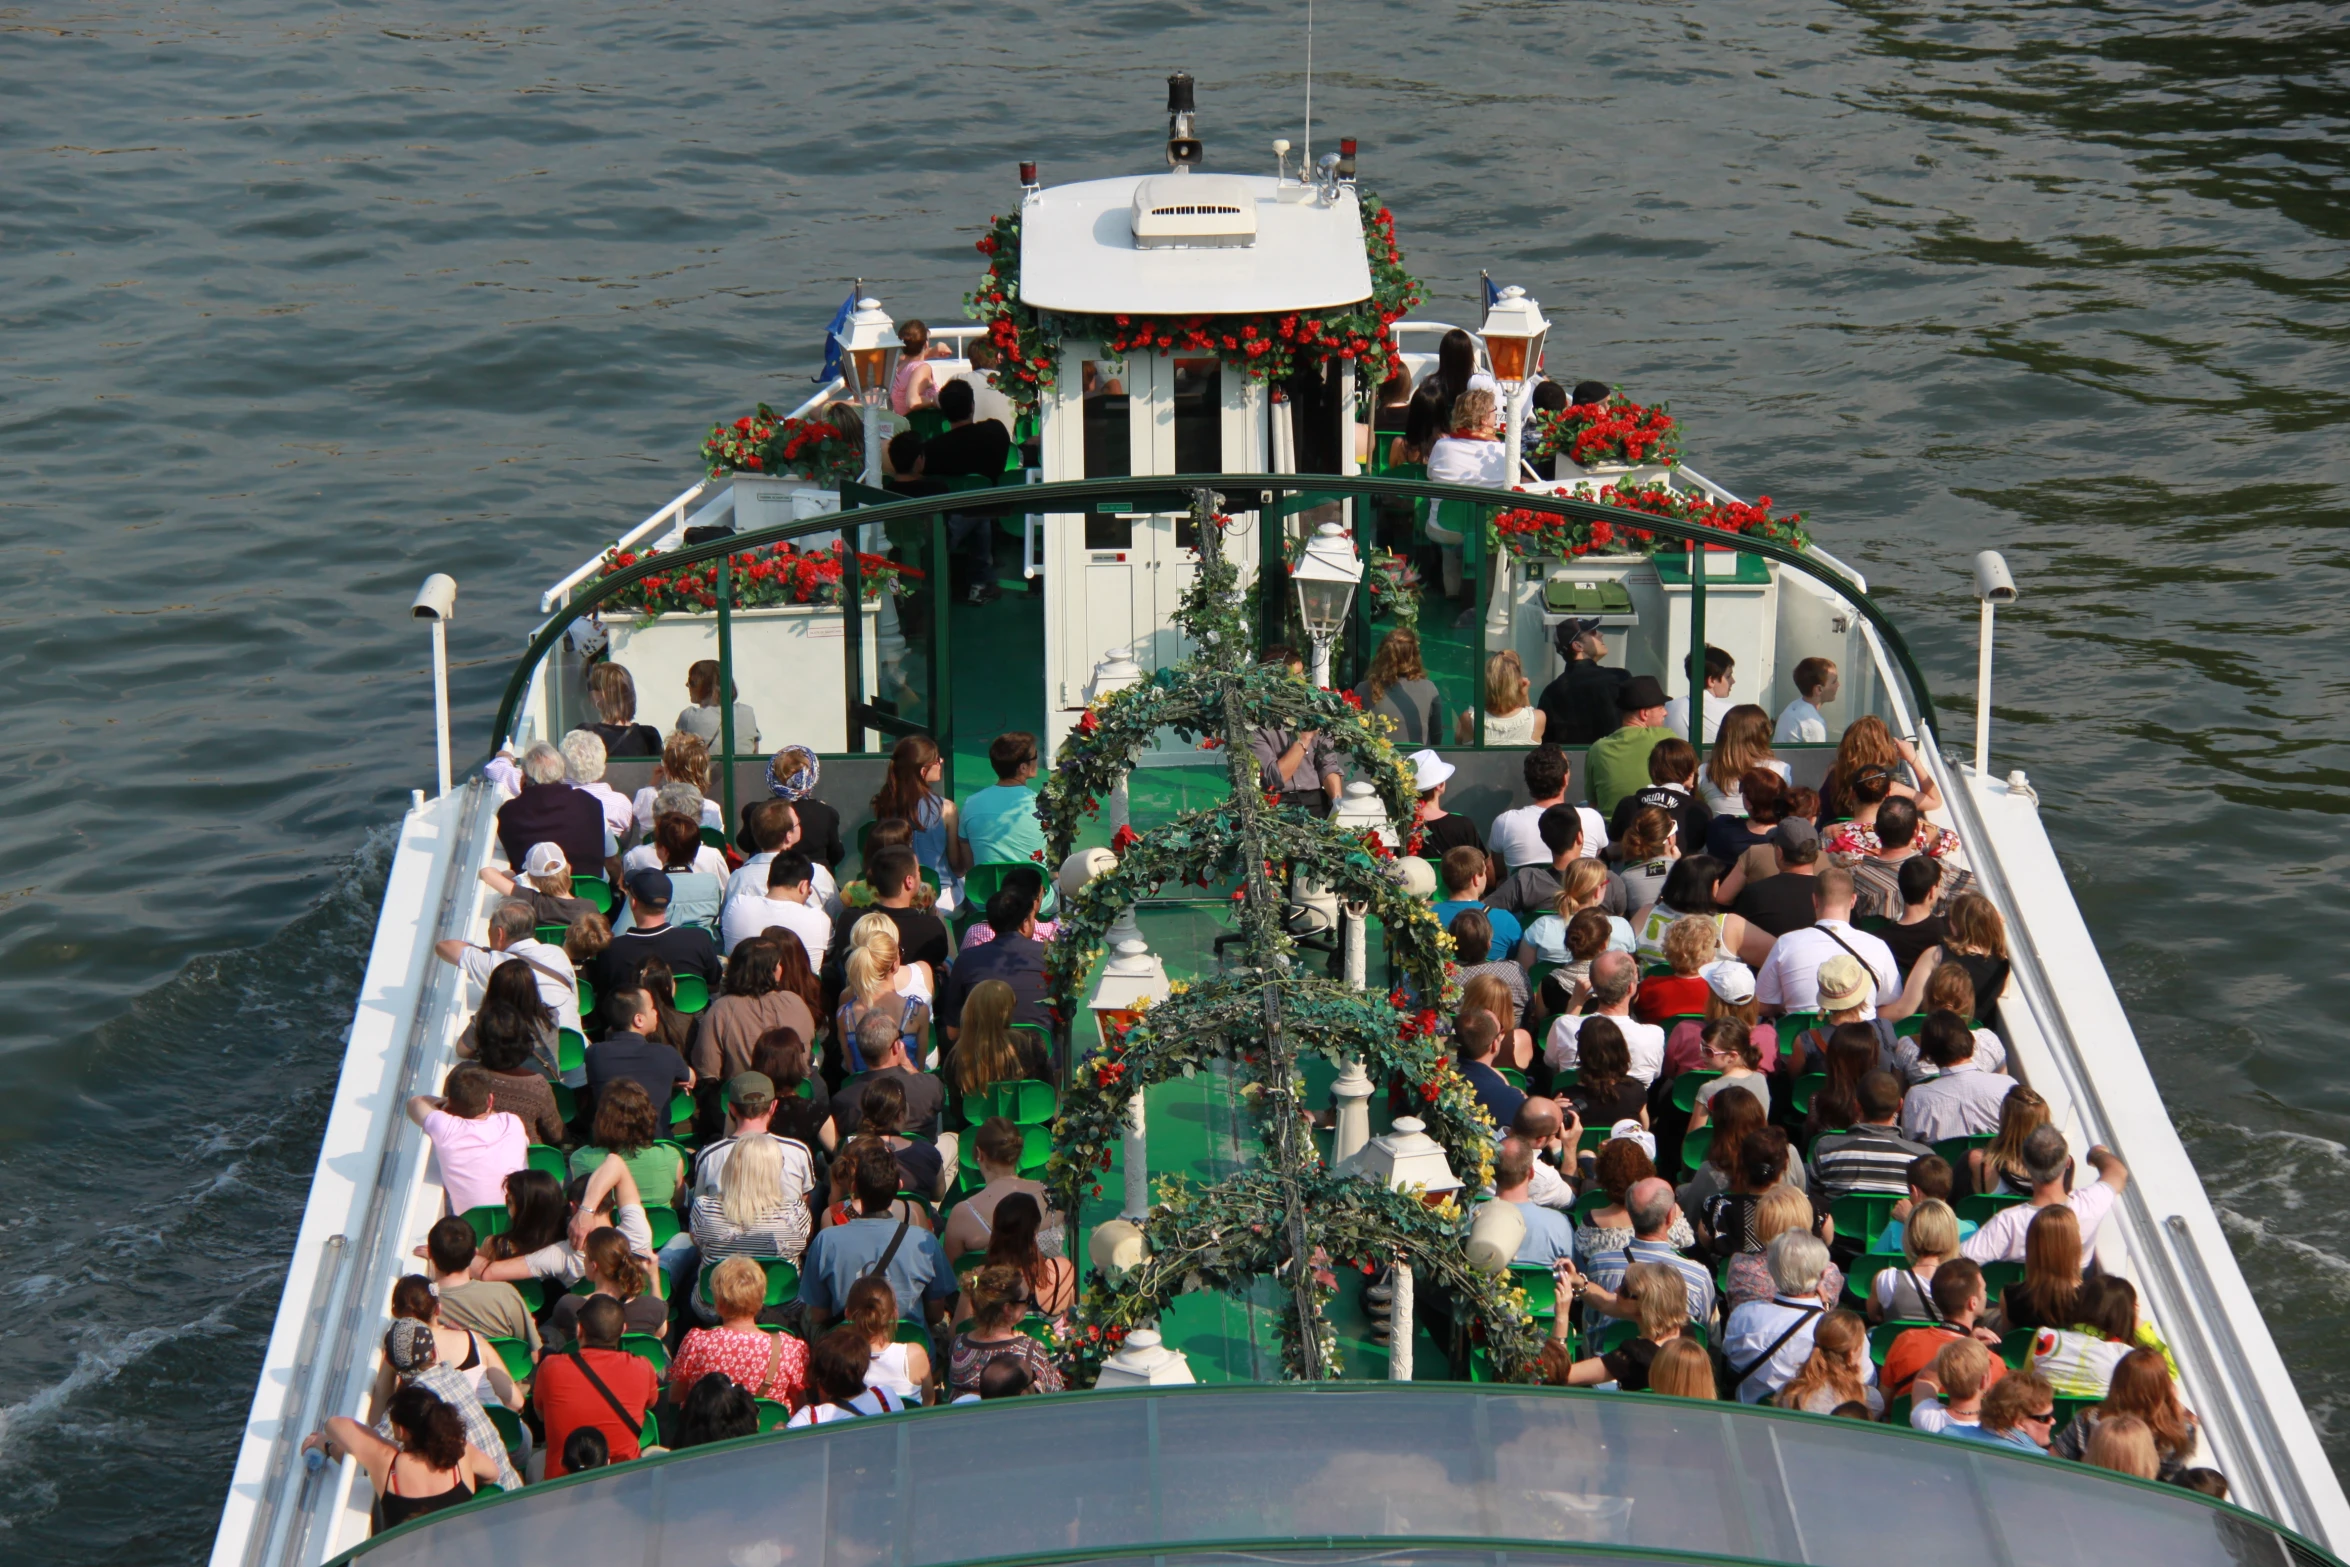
[817,285,857,382]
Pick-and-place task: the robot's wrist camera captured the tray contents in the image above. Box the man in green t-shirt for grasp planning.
[1585,675,1673,818]
[960,732,1052,909]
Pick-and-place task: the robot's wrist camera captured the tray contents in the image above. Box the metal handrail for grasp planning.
[487,471,1941,760]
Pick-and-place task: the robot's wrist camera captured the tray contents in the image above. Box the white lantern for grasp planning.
[1339,1115,1461,1199]
[1291,520,1364,687]
[1387,855,1437,900]
[1478,284,1551,387]
[1329,778,1398,844]
[1088,1218,1148,1279]
[1058,846,1118,904]
[1088,646,1146,701]
[1088,938,1170,1043]
[835,297,899,403]
[1093,1327,1196,1389]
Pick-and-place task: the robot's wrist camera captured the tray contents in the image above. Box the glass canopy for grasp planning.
[331,1385,2329,1567]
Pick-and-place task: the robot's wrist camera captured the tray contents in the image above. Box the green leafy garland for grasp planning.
[964,189,1425,412]
[1037,489,1542,1384]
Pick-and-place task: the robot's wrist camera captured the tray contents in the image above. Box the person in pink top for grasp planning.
[407,1064,528,1215]
[889,320,946,414]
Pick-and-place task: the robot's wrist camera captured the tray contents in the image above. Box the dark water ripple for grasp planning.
[2,0,2347,1554]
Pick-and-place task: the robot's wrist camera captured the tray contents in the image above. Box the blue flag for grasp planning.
[817,284,857,382]
[1482,271,1503,310]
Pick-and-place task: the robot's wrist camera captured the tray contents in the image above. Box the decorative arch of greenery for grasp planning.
[1073,1166,1553,1383]
[1036,489,1540,1385]
[1041,968,1493,1219]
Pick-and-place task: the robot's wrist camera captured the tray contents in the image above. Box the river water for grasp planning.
[3,0,2345,1556]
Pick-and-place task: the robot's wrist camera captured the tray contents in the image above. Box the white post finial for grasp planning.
[1330,1059,1373,1167]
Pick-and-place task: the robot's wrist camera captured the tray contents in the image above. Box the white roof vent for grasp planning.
[1130,174,1257,249]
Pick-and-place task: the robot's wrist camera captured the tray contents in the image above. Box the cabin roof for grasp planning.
[1018,173,1374,317]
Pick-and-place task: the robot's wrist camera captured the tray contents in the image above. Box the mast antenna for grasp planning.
[1303,0,1314,171]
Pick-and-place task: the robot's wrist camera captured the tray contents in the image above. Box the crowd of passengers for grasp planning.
[302,647,2227,1531]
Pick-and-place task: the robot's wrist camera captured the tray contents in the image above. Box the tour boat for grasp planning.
[210,77,2350,1567]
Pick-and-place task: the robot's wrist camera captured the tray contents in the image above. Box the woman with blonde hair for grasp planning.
[1515,857,1631,970]
[1869,1198,1960,1323]
[1647,1337,1717,1400]
[1539,1261,1686,1390]
[1477,649,1545,744]
[1776,1309,1878,1416]
[1700,705,1789,815]
[688,1131,813,1318]
[949,979,1043,1094]
[670,1255,807,1406]
[837,913,933,1071]
[1355,627,1443,745]
[2080,1413,2161,1478]
[873,733,970,888]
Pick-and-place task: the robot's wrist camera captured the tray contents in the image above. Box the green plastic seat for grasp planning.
[951,1250,988,1276]
[1591,1317,1710,1355]
[1577,1126,1611,1154]
[461,1204,511,1240]
[667,1093,696,1137]
[1893,1014,1926,1038]
[1980,1259,2025,1297]
[558,1027,587,1075]
[1843,1251,1907,1304]
[1867,1318,1939,1364]
[536,923,570,945]
[700,825,730,851]
[1955,1191,2026,1223]
[670,973,710,1014]
[2000,1326,2040,1370]
[893,1317,933,1346]
[960,861,1035,914]
[576,978,596,1017]
[620,1332,671,1374]
[907,407,949,441]
[1831,1193,1904,1252]
[754,1397,793,1432]
[1552,1067,1579,1091]
[1789,1073,1828,1114]
[1668,1070,1722,1114]
[511,1280,546,1314]
[1507,1263,1560,1320]
[526,1145,569,1183]
[2052,1393,2098,1430]
[1775,1011,1822,1059]
[644,1204,683,1250]
[486,1335,535,1384]
[1498,1067,1528,1090]
[573,876,615,915]
[1571,1189,1611,1225]
[1014,1313,1054,1345]
[918,866,941,895]
[484,1404,527,1457]
[1934,1133,1994,1174]
[1679,1127,1713,1175]
[551,1080,578,1125]
[697,1256,799,1309]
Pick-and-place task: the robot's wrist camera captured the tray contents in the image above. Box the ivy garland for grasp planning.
[964,189,1426,413]
[1035,488,1541,1385]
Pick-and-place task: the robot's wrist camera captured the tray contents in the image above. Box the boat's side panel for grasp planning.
[1945,763,2350,1548]
[210,787,494,1567]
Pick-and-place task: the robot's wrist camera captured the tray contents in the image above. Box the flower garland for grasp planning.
[595,539,920,618]
[1522,394,1681,470]
[699,404,863,486]
[1488,480,1810,564]
[964,190,1426,413]
[1366,546,1421,629]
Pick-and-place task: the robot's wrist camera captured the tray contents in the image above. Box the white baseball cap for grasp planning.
[1608,1120,1657,1162]
[1701,958,1756,1005]
[1408,749,1456,792]
[522,842,570,878]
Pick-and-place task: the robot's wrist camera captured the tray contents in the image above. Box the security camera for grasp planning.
[1972,551,2016,606]
[412,573,457,623]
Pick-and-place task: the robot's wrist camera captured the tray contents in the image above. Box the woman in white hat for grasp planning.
[1406,749,1482,857]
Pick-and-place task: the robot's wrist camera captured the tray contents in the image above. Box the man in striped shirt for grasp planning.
[1808,1070,1932,1205]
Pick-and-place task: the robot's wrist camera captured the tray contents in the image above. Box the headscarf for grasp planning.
[768,746,820,801]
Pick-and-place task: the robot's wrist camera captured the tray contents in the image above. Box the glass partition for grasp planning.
[332,1386,2323,1567]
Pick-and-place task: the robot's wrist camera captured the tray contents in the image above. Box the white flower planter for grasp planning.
[606,602,886,755]
[1553,462,1675,497]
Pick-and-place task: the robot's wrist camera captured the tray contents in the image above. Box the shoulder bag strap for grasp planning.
[1729,1304,1823,1389]
[566,1350,643,1430]
[859,1216,914,1280]
[1815,924,1881,988]
[510,949,577,989]
[754,1330,788,1401]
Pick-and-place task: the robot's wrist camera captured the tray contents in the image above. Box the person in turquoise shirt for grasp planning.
[960,732,1053,912]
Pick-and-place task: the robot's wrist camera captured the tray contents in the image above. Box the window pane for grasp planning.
[1173,357,1222,475]
[1083,360,1130,479]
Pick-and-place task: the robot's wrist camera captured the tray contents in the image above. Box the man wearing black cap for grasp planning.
[1534,619,1627,747]
[1584,674,1672,817]
[587,868,723,1029]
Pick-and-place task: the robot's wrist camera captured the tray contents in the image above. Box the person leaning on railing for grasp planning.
[304,1383,503,1533]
